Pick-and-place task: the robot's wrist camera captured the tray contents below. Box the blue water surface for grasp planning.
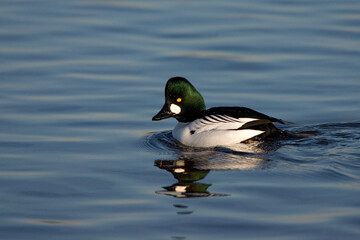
[1,1,360,239]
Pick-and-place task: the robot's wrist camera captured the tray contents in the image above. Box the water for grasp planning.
[1,0,360,239]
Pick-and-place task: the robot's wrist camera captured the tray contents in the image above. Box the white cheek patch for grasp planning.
[170,104,181,114]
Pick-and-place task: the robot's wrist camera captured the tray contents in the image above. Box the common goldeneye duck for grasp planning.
[152,77,289,148]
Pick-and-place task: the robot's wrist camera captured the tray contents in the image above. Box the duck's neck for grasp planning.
[175,110,205,123]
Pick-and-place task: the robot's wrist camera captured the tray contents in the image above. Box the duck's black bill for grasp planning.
[152,103,174,121]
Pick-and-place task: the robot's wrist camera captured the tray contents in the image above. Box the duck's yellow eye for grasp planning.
[176,98,182,102]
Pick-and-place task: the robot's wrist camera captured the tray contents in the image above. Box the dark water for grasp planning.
[1,0,360,239]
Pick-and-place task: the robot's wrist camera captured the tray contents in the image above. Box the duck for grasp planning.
[152,77,289,148]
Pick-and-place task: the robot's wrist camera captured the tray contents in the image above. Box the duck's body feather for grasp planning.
[172,107,282,147]
[204,107,286,124]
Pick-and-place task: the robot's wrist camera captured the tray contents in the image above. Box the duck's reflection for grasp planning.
[147,131,280,198]
[155,159,219,198]
[154,142,274,198]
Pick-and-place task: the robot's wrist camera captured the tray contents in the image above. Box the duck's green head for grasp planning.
[152,77,206,122]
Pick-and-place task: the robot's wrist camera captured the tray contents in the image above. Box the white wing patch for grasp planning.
[190,114,258,133]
